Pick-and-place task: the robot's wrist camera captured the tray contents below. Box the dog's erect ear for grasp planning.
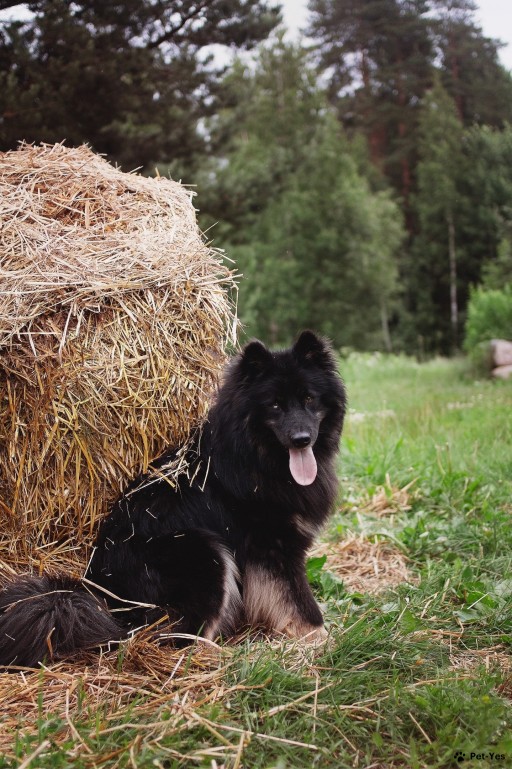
[239,339,273,378]
[293,330,335,370]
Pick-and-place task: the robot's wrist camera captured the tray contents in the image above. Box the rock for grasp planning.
[492,364,512,379]
[490,339,512,367]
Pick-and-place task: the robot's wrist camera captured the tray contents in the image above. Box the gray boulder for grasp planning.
[492,363,512,380]
[490,339,512,367]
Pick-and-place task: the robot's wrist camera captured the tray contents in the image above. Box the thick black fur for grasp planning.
[0,331,346,668]
[0,574,123,667]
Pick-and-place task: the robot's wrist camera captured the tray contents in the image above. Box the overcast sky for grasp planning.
[280,0,512,71]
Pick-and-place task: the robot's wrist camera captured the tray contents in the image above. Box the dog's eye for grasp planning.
[304,395,313,405]
[271,401,281,410]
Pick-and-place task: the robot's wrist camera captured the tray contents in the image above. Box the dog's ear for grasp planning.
[293,330,335,370]
[239,339,273,378]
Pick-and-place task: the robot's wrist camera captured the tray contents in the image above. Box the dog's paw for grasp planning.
[283,621,328,644]
[301,625,328,645]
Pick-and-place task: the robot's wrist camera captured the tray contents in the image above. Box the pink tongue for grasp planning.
[289,447,317,486]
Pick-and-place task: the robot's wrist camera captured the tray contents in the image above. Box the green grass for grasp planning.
[2,354,512,768]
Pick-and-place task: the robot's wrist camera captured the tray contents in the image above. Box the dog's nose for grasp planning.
[291,432,311,449]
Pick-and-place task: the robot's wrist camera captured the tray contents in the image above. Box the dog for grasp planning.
[0,330,346,667]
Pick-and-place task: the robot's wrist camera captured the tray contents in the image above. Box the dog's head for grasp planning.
[237,331,345,485]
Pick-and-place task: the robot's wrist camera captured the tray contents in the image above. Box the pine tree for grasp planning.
[429,0,512,126]
[0,0,281,170]
[306,0,433,204]
[305,0,512,201]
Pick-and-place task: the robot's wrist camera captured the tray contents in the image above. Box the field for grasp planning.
[1,354,511,769]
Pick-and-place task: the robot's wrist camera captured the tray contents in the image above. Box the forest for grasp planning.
[1,0,512,354]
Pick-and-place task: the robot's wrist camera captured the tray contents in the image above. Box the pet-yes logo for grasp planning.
[453,750,507,763]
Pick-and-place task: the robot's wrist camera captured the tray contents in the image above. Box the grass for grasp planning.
[1,353,511,768]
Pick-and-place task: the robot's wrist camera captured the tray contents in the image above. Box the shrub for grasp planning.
[464,284,512,369]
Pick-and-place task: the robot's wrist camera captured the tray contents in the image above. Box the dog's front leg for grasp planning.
[243,559,327,642]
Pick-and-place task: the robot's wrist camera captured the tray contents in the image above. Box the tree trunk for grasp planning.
[381,301,393,353]
[447,210,458,349]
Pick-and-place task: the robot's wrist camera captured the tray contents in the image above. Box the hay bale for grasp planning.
[0,143,236,565]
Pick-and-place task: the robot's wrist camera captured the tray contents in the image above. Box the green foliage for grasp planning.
[306,554,346,600]
[307,0,434,196]
[407,102,512,355]
[461,124,512,290]
[306,0,512,194]
[433,1,512,128]
[464,284,512,356]
[199,40,405,348]
[0,0,280,171]
[415,80,462,221]
[306,0,512,355]
[482,238,512,290]
[409,80,464,353]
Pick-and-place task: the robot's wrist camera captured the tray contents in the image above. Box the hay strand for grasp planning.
[312,535,414,594]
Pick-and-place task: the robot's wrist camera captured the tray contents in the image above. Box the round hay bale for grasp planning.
[0,143,236,565]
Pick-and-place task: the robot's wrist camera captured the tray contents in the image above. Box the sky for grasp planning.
[280,0,512,71]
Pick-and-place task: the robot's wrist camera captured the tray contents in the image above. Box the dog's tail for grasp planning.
[0,574,124,668]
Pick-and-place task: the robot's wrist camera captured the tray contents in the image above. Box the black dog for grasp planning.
[0,331,346,667]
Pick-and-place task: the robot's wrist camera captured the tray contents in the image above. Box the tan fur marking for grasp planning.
[203,546,242,640]
[243,564,324,639]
